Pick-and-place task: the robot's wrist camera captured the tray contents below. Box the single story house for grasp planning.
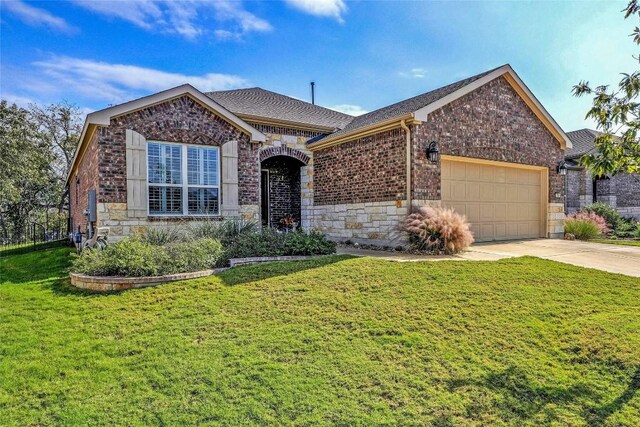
[565,129,640,218]
[67,64,571,245]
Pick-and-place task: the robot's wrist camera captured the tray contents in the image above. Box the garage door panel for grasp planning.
[480,203,494,221]
[466,182,480,201]
[479,165,493,181]
[480,182,494,201]
[442,159,543,242]
[466,163,480,180]
[494,184,507,202]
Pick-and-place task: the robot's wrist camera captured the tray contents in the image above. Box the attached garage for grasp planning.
[441,156,548,242]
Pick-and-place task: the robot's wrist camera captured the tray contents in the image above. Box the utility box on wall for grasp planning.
[88,190,97,222]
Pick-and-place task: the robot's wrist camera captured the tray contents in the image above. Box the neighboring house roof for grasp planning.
[565,128,602,159]
[207,87,353,131]
[308,64,572,151]
[67,84,266,185]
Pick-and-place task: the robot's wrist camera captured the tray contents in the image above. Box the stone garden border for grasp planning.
[69,255,326,292]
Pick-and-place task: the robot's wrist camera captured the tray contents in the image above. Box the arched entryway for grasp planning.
[259,147,310,229]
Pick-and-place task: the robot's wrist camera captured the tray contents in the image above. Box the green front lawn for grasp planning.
[591,239,640,247]
[1,248,640,426]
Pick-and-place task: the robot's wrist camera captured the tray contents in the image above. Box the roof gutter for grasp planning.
[307,114,418,151]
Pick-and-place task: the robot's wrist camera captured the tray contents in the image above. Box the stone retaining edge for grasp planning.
[69,268,225,292]
[69,254,331,292]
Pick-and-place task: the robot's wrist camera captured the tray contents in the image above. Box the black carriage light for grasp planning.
[427,141,440,163]
[557,160,567,176]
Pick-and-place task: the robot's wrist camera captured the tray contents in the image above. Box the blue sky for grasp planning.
[1,0,636,131]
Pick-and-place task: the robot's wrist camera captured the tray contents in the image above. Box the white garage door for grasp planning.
[441,157,545,242]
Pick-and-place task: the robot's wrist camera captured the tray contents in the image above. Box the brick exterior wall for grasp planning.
[70,130,99,233]
[97,95,251,204]
[412,76,565,204]
[313,128,407,205]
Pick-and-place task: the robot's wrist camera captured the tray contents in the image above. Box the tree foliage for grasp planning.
[572,0,640,175]
[0,100,81,242]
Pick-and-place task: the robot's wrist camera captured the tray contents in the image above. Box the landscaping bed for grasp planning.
[69,221,336,282]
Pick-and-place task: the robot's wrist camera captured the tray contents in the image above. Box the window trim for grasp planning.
[146,141,221,217]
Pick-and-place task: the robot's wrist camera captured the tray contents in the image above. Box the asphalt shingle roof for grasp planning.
[326,66,502,139]
[565,128,601,158]
[206,87,353,130]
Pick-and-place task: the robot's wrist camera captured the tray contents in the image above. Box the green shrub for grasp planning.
[164,238,222,272]
[612,218,639,238]
[71,237,169,277]
[564,218,601,240]
[582,202,621,230]
[188,219,258,245]
[222,228,286,260]
[220,228,336,263]
[71,236,223,277]
[139,226,184,246]
[283,230,336,256]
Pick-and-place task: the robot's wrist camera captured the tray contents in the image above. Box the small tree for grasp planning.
[572,0,640,176]
[30,101,82,213]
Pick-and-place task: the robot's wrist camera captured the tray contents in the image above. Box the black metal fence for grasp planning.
[1,221,69,255]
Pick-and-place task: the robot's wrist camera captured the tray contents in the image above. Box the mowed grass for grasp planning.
[1,248,640,426]
[591,239,640,247]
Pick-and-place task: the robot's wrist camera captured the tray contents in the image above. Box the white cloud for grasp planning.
[4,0,78,33]
[328,104,368,116]
[1,93,38,108]
[399,68,427,79]
[285,0,347,23]
[25,55,249,104]
[71,0,271,40]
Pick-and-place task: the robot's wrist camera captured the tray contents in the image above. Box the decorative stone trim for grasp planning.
[259,146,310,165]
[228,255,322,267]
[147,216,225,222]
[69,269,223,292]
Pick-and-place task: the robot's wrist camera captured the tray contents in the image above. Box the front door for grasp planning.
[261,170,269,226]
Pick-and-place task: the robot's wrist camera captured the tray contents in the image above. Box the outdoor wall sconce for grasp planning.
[557,160,567,176]
[427,141,440,163]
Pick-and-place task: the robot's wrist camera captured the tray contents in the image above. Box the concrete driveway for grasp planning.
[464,239,640,277]
[337,239,640,277]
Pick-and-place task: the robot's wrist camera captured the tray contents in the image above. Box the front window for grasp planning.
[147,142,220,215]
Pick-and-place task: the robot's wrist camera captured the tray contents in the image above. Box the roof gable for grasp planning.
[310,65,571,151]
[67,84,265,184]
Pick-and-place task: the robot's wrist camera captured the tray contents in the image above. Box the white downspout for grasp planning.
[400,119,411,209]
